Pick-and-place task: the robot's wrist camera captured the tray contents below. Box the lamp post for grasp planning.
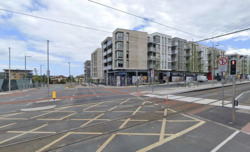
[9,47,11,92]
[47,40,50,101]
[25,55,32,90]
[68,62,71,87]
[40,65,45,87]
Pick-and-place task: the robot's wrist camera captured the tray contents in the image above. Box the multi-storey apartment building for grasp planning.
[84,60,91,82]
[102,37,112,83]
[102,28,148,85]
[147,33,172,81]
[94,28,232,84]
[91,48,103,83]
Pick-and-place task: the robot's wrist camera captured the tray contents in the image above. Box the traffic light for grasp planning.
[230,60,237,75]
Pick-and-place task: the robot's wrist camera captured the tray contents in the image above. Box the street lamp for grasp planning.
[25,55,32,90]
[68,62,72,87]
[240,55,245,81]
[40,65,45,87]
[9,47,11,92]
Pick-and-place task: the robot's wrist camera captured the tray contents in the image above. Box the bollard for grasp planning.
[66,87,68,90]
[166,94,169,105]
[52,91,56,100]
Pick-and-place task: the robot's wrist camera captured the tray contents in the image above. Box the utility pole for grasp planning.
[9,47,11,92]
[25,55,31,90]
[212,44,214,86]
[136,71,138,92]
[68,62,71,87]
[40,65,44,87]
[243,56,245,81]
[47,40,50,101]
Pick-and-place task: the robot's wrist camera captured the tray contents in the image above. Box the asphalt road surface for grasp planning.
[0,84,249,152]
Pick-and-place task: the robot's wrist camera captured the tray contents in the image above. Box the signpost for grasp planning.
[218,57,228,107]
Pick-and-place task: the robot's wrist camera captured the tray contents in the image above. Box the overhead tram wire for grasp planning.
[195,27,250,43]
[0,8,111,33]
[0,8,151,42]
[0,8,227,47]
[88,0,204,39]
[203,15,250,39]
[87,0,230,48]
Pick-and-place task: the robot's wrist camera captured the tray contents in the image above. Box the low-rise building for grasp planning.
[3,69,33,80]
[50,75,67,84]
[75,74,85,84]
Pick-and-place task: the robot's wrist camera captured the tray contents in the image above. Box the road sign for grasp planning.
[218,57,227,72]
[151,70,154,78]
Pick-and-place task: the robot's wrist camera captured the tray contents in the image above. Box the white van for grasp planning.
[197,76,208,82]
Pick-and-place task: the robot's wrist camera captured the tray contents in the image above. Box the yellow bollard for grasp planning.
[66,87,68,90]
[52,91,56,100]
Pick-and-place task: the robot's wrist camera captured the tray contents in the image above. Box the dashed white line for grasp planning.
[26,102,32,105]
[211,130,240,152]
[71,98,73,100]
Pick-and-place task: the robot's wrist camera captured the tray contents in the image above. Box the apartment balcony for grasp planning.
[107,65,112,70]
[183,60,187,63]
[107,57,112,62]
[103,51,107,56]
[103,59,107,63]
[148,47,156,52]
[107,40,112,47]
[172,42,178,47]
[186,44,192,50]
[198,48,203,52]
[107,49,112,54]
[183,45,186,50]
[103,67,107,70]
[171,66,176,70]
[115,36,123,41]
[148,39,156,44]
[168,59,172,62]
[148,56,155,60]
[172,58,178,62]
[171,50,178,55]
[103,44,107,49]
[186,53,192,57]
[198,55,203,59]
[149,65,154,69]
[200,61,204,64]
[207,51,212,55]
[217,53,221,56]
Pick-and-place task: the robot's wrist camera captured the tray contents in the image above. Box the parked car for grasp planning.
[197,76,208,82]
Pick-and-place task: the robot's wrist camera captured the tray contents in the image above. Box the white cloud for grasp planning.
[0,0,250,75]
[226,46,250,56]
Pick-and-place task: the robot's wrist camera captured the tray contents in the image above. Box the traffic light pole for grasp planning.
[232,76,236,123]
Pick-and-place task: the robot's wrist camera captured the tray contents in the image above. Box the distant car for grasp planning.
[197,76,208,82]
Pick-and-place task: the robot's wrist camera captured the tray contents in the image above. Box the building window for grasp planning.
[115,41,123,50]
[115,60,123,67]
[153,36,160,43]
[165,37,166,44]
[115,50,123,58]
[126,51,129,58]
[126,60,129,68]
[115,32,123,40]
[126,33,129,41]
[162,37,164,43]
[127,42,129,50]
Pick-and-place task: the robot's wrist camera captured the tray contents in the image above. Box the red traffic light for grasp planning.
[231,60,236,65]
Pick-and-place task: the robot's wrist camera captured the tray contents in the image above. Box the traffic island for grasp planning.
[20,105,56,112]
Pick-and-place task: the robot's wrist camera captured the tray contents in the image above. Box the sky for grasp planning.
[0,0,250,77]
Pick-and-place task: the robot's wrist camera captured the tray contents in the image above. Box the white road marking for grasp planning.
[211,130,240,152]
[71,98,73,100]
[26,102,32,105]
[9,99,15,101]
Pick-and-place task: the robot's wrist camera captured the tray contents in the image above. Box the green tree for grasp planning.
[33,68,40,82]
[154,52,161,84]
[59,79,66,84]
